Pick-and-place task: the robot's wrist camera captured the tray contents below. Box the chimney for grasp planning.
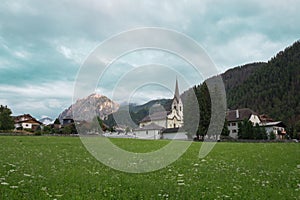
[236,109,239,119]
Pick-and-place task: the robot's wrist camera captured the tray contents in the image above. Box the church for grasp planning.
[134,79,186,140]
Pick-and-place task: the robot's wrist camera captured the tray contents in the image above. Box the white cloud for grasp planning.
[206,33,292,69]
[1,0,300,117]
[0,81,74,99]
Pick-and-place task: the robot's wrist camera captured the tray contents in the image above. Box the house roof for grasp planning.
[161,127,180,134]
[140,111,170,123]
[14,114,42,125]
[261,121,286,127]
[226,108,258,122]
[259,114,274,123]
[18,119,42,125]
[134,123,164,131]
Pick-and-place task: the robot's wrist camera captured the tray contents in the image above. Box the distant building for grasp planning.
[260,121,287,139]
[14,114,42,131]
[62,116,74,126]
[134,123,164,139]
[134,79,185,139]
[161,128,188,140]
[226,108,261,138]
[226,109,287,139]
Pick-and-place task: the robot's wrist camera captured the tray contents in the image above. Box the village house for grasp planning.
[226,108,286,139]
[14,114,42,131]
[226,108,261,138]
[259,115,287,139]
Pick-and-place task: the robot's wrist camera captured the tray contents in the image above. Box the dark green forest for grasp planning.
[226,41,300,126]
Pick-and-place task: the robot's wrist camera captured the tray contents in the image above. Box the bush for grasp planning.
[269,131,276,140]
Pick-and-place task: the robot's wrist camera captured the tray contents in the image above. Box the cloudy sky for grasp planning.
[0,0,299,119]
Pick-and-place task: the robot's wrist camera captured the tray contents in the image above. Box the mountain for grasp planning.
[221,62,266,93]
[58,93,119,122]
[104,99,172,128]
[39,116,54,125]
[225,40,300,125]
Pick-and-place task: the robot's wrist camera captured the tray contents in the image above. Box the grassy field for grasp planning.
[0,136,299,199]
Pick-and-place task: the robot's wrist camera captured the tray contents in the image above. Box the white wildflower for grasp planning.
[41,187,47,191]
[10,186,18,189]
[23,174,31,177]
[1,182,9,185]
[8,163,16,167]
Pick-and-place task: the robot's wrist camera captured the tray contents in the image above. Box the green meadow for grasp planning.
[0,136,299,199]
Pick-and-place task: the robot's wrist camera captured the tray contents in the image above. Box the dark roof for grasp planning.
[140,111,169,123]
[226,108,258,122]
[134,123,164,131]
[161,127,179,134]
[174,79,180,103]
[14,114,42,124]
[63,116,74,120]
[14,114,33,122]
[259,114,274,123]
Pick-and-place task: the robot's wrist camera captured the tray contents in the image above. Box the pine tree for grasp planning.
[0,105,15,130]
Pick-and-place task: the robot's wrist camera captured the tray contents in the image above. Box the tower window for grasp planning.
[179,106,181,111]
[174,106,176,110]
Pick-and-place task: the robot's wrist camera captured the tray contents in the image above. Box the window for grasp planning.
[174,106,177,110]
[232,123,236,126]
[174,123,176,128]
[179,106,181,111]
[232,130,237,133]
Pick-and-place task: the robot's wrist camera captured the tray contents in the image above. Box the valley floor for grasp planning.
[0,136,299,199]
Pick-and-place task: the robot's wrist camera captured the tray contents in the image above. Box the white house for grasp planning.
[134,123,164,140]
[161,128,188,140]
[260,121,287,139]
[134,79,184,139]
[226,108,261,138]
[14,114,42,131]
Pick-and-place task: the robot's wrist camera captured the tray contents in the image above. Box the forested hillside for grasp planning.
[226,41,300,125]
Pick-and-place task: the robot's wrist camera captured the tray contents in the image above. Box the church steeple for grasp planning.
[174,78,180,102]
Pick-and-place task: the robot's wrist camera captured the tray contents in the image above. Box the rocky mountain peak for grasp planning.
[58,93,119,123]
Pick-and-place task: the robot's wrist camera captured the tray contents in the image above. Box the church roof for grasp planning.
[140,111,170,123]
[174,78,180,103]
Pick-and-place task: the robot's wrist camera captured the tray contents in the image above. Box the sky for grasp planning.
[0,0,300,119]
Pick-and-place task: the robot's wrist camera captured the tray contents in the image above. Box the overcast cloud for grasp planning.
[0,0,299,119]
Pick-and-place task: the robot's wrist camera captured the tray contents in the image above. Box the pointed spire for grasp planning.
[174,78,180,102]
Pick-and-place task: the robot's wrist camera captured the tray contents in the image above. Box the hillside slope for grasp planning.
[226,41,300,125]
